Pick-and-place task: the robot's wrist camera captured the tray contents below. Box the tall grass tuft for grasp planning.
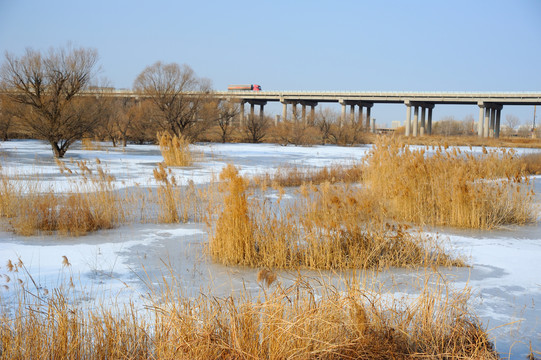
[252,162,363,188]
[209,165,463,269]
[1,160,124,236]
[363,137,535,229]
[0,267,500,359]
[209,164,258,265]
[157,132,192,167]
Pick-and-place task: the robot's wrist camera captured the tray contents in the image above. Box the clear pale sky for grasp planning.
[1,0,540,127]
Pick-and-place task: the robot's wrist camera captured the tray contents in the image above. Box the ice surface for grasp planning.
[0,139,539,358]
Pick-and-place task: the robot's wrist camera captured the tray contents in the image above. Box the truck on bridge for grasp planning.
[227,84,261,91]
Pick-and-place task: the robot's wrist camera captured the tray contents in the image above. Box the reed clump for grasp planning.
[363,137,535,229]
[209,164,258,265]
[0,268,499,359]
[209,165,463,269]
[0,160,124,236]
[252,162,363,188]
[518,152,541,175]
[157,132,193,167]
[151,163,202,224]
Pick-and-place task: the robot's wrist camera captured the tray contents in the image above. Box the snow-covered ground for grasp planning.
[0,139,540,359]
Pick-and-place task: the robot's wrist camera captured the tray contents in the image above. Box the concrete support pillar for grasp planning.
[275,115,280,126]
[478,103,484,137]
[349,104,354,125]
[340,102,346,127]
[310,105,316,125]
[250,102,255,124]
[413,106,419,137]
[240,101,245,127]
[371,118,376,133]
[260,104,265,122]
[405,102,412,136]
[301,103,307,124]
[420,107,426,136]
[292,102,298,121]
[282,102,287,122]
[366,107,371,130]
[483,107,490,138]
[427,107,433,135]
[357,106,364,126]
[489,107,496,137]
[495,107,502,138]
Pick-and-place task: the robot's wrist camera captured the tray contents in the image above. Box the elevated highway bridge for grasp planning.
[6,88,541,138]
[99,89,541,138]
[215,91,541,138]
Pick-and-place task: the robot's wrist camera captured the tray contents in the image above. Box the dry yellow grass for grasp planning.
[151,163,201,224]
[366,133,541,149]
[363,137,535,229]
[252,162,363,188]
[157,132,193,167]
[209,165,463,270]
[518,152,541,175]
[0,160,125,236]
[0,263,499,360]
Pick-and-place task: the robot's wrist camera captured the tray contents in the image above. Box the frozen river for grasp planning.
[0,140,539,359]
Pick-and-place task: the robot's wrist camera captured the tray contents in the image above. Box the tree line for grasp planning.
[0,45,375,158]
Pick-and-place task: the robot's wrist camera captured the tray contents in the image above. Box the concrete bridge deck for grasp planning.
[4,88,541,138]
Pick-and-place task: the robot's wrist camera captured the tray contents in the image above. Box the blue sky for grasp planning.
[1,0,540,127]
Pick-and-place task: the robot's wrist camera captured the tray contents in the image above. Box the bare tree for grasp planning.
[244,112,268,143]
[316,108,339,144]
[214,100,239,143]
[0,95,14,141]
[505,114,520,134]
[133,62,212,139]
[0,46,100,157]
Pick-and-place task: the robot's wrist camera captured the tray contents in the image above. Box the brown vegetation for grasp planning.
[209,165,463,270]
[0,262,498,360]
[0,45,101,157]
[0,160,124,236]
[252,163,363,188]
[157,132,193,167]
[363,137,535,229]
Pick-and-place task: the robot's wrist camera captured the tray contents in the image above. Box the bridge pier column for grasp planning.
[489,107,496,137]
[350,104,355,125]
[357,106,364,127]
[478,102,484,137]
[302,103,307,124]
[495,106,502,138]
[340,101,346,127]
[292,102,298,121]
[366,106,371,130]
[310,105,316,125]
[413,106,419,137]
[250,103,255,124]
[260,103,265,122]
[420,107,426,136]
[405,101,412,136]
[281,101,287,122]
[427,106,433,135]
[483,107,490,138]
[240,101,245,127]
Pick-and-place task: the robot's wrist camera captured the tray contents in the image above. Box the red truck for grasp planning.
[227,84,262,91]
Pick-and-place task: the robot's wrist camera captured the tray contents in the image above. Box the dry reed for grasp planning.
[157,132,193,167]
[0,265,500,359]
[150,161,207,224]
[252,162,363,188]
[209,165,463,269]
[363,137,535,229]
[0,160,125,236]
